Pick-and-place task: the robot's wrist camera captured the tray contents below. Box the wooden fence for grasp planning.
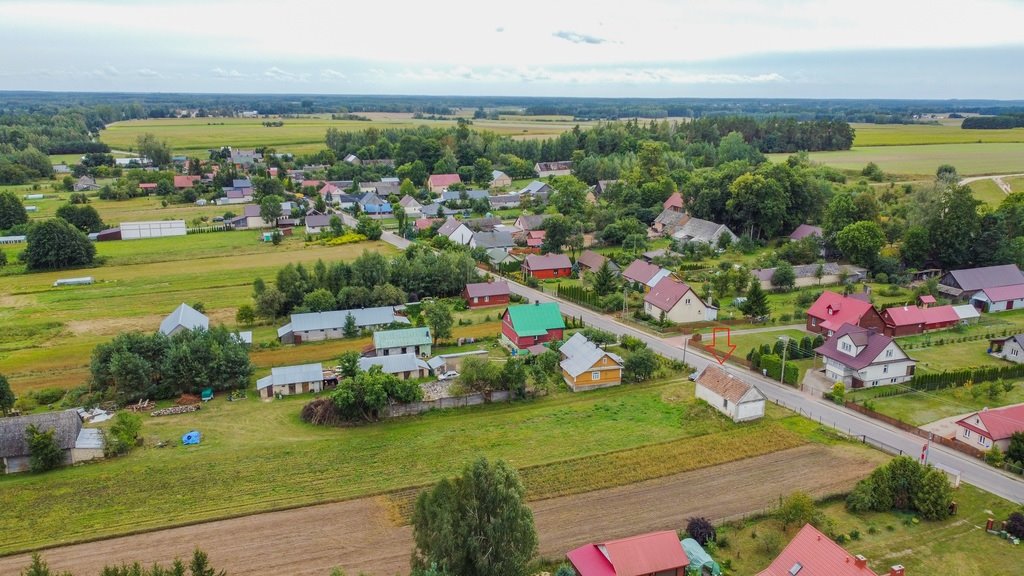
[844,401,987,459]
[385,390,512,418]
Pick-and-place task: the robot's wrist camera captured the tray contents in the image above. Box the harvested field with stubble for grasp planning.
[0,444,883,576]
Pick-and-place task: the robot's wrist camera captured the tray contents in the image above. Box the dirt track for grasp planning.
[0,445,882,576]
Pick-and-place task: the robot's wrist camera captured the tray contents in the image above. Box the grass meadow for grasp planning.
[0,232,400,393]
[968,178,1010,206]
[98,115,588,157]
[716,483,1023,576]
[768,143,1024,177]
[0,378,816,554]
[851,122,1024,146]
[848,381,1024,426]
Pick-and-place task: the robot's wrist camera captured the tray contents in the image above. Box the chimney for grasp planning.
[854,555,868,568]
[890,565,905,576]
[534,300,539,306]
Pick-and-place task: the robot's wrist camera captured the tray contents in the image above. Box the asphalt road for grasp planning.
[503,279,1024,504]
[368,219,1022,502]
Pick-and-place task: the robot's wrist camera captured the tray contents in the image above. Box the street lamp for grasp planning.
[778,335,789,385]
[681,335,689,366]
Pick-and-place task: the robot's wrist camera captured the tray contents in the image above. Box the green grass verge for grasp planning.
[0,378,810,555]
[849,381,1024,426]
[969,178,1010,206]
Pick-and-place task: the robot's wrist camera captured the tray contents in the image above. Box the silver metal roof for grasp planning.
[256,362,324,390]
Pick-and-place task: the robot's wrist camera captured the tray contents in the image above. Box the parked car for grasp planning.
[438,371,459,381]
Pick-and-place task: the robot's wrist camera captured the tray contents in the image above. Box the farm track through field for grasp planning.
[0,444,882,576]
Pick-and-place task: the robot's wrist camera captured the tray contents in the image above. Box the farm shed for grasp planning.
[358,353,430,380]
[120,220,187,240]
[71,428,105,463]
[372,327,432,357]
[53,276,94,287]
[256,363,325,399]
[0,410,86,474]
[970,283,1024,312]
[159,303,209,337]
[278,306,409,344]
[938,264,1024,299]
[694,365,765,422]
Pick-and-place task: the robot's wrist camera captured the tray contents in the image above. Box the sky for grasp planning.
[1,0,1024,99]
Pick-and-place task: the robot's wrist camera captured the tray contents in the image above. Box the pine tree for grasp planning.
[592,259,617,296]
[741,281,770,320]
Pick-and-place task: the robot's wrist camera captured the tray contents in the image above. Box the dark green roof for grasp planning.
[506,303,565,336]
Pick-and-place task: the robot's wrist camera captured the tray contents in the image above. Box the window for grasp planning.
[886,349,894,358]
[1013,348,1019,357]
[963,428,971,438]
[722,398,728,409]
[484,295,489,302]
[890,378,897,383]
[979,435,987,446]
[811,318,817,326]
[883,365,889,374]
[841,342,852,352]
[473,297,479,303]
[685,298,691,305]
[592,371,600,381]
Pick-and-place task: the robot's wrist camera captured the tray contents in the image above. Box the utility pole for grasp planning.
[779,335,789,385]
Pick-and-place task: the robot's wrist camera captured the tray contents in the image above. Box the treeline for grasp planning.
[90,326,252,403]
[961,115,1024,129]
[253,247,477,318]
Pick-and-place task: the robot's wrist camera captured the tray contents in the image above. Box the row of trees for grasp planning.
[251,247,476,319]
[89,327,252,403]
[846,456,953,521]
[18,549,225,576]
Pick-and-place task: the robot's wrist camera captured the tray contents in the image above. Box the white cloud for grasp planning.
[211,67,246,78]
[552,30,609,45]
[320,68,347,81]
[388,66,785,85]
[136,68,161,78]
[264,66,309,82]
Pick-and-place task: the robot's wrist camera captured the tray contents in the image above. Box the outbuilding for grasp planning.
[372,327,432,357]
[0,410,93,474]
[463,281,511,308]
[694,365,766,422]
[256,363,325,399]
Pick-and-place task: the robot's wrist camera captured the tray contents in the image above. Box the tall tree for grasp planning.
[55,204,105,233]
[26,424,63,473]
[135,133,173,167]
[836,221,886,268]
[541,215,573,254]
[591,259,617,296]
[424,301,453,343]
[741,281,770,319]
[0,373,14,416]
[0,191,29,231]
[900,225,931,269]
[929,184,979,269]
[259,194,284,225]
[23,219,96,270]
[770,261,796,291]
[727,173,786,239]
[412,457,537,576]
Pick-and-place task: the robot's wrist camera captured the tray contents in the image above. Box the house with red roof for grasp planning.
[806,291,885,337]
[622,260,674,293]
[663,192,684,212]
[788,224,823,241]
[463,281,510,309]
[955,404,1024,452]
[173,175,199,189]
[522,253,572,279]
[756,524,905,576]
[567,531,689,576]
[970,283,1024,313]
[525,230,546,248]
[814,323,915,389]
[643,277,717,323]
[138,182,158,193]
[882,298,967,336]
[427,173,461,194]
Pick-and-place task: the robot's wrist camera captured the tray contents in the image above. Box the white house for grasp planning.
[694,365,766,422]
[643,277,718,323]
[813,323,916,389]
[989,334,1024,364]
[970,284,1024,313]
[955,404,1024,452]
[256,363,325,399]
[437,217,474,246]
[278,306,409,344]
[398,195,423,218]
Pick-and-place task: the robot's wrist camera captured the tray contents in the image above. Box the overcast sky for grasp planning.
[2,0,1023,99]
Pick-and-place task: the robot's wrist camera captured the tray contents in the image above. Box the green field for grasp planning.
[769,143,1024,177]
[848,380,1024,426]
[851,122,1024,147]
[99,115,587,157]
[969,178,1010,206]
[0,232,399,393]
[0,378,811,554]
[717,484,1023,576]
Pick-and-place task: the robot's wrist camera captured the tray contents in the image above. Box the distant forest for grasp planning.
[962,114,1024,129]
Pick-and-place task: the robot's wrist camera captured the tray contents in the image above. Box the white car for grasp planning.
[438,371,459,381]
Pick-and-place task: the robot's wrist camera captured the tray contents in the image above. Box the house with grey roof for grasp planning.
[398,195,423,218]
[278,306,409,344]
[939,264,1024,299]
[514,213,550,231]
[73,176,99,192]
[652,209,690,236]
[437,217,474,245]
[534,161,573,177]
[558,333,624,392]
[256,363,325,399]
[358,353,430,380]
[517,181,552,200]
[305,214,334,235]
[490,170,512,188]
[359,181,401,197]
[159,303,209,336]
[671,218,738,246]
[372,327,432,357]
[230,149,262,166]
[470,230,515,251]
[0,410,98,474]
[359,192,392,215]
[752,263,866,290]
[441,189,490,203]
[489,194,520,209]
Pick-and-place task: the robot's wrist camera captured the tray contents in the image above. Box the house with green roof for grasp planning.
[501,302,565,351]
[372,327,432,357]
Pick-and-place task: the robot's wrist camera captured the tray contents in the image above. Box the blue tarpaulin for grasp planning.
[182,430,201,445]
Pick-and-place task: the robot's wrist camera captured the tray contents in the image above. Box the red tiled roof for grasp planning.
[464,281,510,298]
[523,253,571,271]
[427,173,461,187]
[603,531,689,576]
[808,291,876,329]
[663,192,683,210]
[414,218,440,231]
[302,179,325,189]
[921,305,959,325]
[883,305,925,328]
[173,175,198,188]
[979,283,1024,303]
[919,295,936,304]
[956,404,1024,441]
[644,277,693,312]
[756,524,879,576]
[139,182,157,189]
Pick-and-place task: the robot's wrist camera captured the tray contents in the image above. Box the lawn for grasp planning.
[767,143,1024,177]
[99,116,587,157]
[0,378,811,555]
[715,484,1023,576]
[1007,176,1024,193]
[907,343,1007,373]
[848,380,1024,426]
[0,233,398,393]
[969,178,1010,206]
[851,122,1024,147]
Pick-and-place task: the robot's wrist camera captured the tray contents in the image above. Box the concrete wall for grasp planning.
[385,390,511,417]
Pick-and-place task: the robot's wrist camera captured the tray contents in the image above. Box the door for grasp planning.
[1008,300,1015,311]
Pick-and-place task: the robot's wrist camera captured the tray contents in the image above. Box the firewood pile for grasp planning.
[151,404,201,417]
[176,394,201,406]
